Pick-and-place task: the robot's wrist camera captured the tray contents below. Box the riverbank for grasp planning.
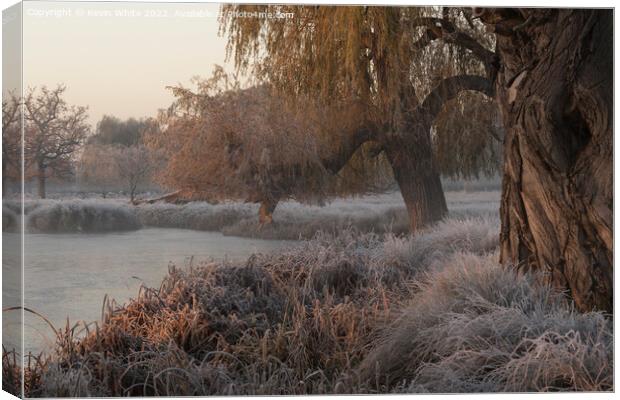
[3,191,500,239]
[5,215,612,396]
[13,228,294,357]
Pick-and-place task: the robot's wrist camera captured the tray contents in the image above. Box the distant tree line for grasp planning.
[2,87,159,201]
[78,115,160,202]
[2,85,90,198]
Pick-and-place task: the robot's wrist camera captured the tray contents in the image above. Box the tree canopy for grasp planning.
[144,69,394,213]
[22,85,90,198]
[79,115,160,200]
[219,5,500,229]
[88,115,148,147]
[221,6,496,125]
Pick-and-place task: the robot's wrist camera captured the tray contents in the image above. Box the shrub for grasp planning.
[26,200,141,233]
[358,252,613,393]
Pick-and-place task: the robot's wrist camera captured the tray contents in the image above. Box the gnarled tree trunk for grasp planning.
[383,74,493,232]
[480,9,612,312]
[323,122,448,232]
[386,135,448,232]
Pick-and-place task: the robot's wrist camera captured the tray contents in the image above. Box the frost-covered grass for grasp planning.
[3,199,47,232]
[6,190,500,238]
[2,204,19,231]
[8,214,611,396]
[25,200,141,233]
[134,201,254,232]
[4,198,139,233]
[359,251,612,392]
[132,193,416,239]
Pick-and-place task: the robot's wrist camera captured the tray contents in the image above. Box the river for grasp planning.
[4,228,294,355]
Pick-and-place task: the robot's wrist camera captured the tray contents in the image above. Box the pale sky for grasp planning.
[22,1,232,125]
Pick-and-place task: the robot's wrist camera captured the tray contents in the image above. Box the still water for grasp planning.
[5,228,293,355]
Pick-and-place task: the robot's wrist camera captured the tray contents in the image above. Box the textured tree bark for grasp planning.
[481,9,612,312]
[390,74,494,232]
[386,134,448,232]
[37,163,46,199]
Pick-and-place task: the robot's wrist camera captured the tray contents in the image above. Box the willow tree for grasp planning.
[223,6,612,312]
[433,91,502,179]
[145,70,394,224]
[471,8,613,312]
[401,7,611,312]
[221,5,497,231]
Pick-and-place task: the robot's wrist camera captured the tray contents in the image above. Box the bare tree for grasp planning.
[76,143,119,197]
[23,85,90,198]
[113,145,158,203]
[78,143,159,202]
[2,92,21,195]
